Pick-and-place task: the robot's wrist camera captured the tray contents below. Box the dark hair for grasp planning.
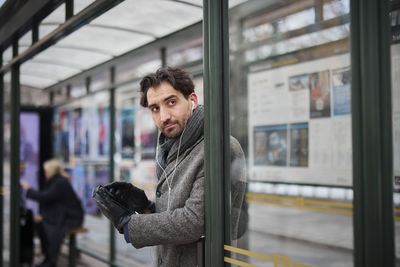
[139,66,194,107]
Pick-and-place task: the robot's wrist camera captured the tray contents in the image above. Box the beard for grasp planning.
[161,120,185,138]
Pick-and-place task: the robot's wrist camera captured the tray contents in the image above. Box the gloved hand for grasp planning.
[92,185,132,233]
[104,181,151,214]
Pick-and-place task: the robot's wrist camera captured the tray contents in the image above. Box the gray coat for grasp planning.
[127,136,246,267]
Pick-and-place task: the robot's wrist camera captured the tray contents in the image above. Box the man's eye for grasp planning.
[168,100,176,105]
[151,107,159,112]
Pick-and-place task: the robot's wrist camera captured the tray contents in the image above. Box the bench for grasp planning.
[67,226,88,267]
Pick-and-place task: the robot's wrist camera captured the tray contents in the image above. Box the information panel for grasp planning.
[248,54,352,186]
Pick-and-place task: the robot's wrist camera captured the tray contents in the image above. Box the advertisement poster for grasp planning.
[136,107,157,160]
[309,70,331,118]
[59,109,70,162]
[98,106,109,156]
[71,164,87,212]
[289,123,309,167]
[248,54,352,186]
[20,112,40,216]
[254,125,287,166]
[332,67,351,116]
[121,107,135,159]
[72,108,83,156]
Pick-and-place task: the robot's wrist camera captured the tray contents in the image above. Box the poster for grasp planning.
[20,112,40,216]
[289,123,309,167]
[121,107,135,159]
[309,70,331,118]
[59,109,70,162]
[136,107,157,160]
[248,53,352,186]
[332,67,351,116]
[254,125,287,166]
[98,106,109,156]
[71,108,83,156]
[71,164,87,212]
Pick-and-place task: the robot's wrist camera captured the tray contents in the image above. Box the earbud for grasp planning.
[191,101,195,111]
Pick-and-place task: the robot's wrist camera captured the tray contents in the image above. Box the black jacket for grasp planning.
[26,173,83,229]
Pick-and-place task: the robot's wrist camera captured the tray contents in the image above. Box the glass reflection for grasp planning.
[52,91,111,259]
[228,0,353,266]
[390,5,400,264]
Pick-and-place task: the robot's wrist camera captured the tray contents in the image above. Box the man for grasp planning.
[94,67,246,266]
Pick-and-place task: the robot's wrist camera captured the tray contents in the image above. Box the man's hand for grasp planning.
[104,181,151,214]
[92,185,132,233]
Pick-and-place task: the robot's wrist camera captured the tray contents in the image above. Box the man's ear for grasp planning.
[189,93,198,110]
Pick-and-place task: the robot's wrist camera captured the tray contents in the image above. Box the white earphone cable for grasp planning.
[155,125,187,211]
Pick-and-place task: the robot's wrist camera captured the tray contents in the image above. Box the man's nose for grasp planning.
[160,108,171,123]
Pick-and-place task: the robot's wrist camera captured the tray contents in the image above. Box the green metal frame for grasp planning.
[351,0,394,266]
[109,66,116,266]
[10,39,21,267]
[203,0,231,266]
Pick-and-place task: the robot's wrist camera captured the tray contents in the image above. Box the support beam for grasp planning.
[0,0,64,50]
[66,0,74,20]
[351,0,394,266]
[9,39,21,267]
[109,66,116,266]
[0,0,124,75]
[203,0,230,266]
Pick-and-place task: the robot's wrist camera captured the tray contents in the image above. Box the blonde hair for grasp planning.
[43,159,69,178]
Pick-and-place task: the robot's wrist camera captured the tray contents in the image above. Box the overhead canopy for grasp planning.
[2,0,246,89]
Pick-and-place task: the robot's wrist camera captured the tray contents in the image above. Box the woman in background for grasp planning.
[21,159,84,267]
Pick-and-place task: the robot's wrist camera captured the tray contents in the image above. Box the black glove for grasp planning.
[92,185,132,233]
[103,181,151,214]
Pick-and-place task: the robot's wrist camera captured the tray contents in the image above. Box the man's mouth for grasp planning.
[164,123,176,130]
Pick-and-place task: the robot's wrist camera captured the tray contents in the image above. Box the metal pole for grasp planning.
[109,66,116,266]
[0,46,4,267]
[9,39,21,267]
[350,0,394,266]
[161,47,167,67]
[203,0,230,266]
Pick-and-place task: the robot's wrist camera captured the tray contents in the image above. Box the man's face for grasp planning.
[147,81,197,138]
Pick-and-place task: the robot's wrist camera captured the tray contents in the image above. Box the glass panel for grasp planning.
[42,3,65,24]
[167,37,203,67]
[33,46,112,70]
[21,60,79,83]
[2,72,10,263]
[90,71,110,92]
[114,83,157,266]
[92,1,202,38]
[115,56,161,85]
[390,3,400,264]
[227,1,353,266]
[58,26,154,57]
[19,30,32,54]
[53,86,69,106]
[70,80,86,98]
[3,46,11,64]
[52,91,111,259]
[20,86,50,106]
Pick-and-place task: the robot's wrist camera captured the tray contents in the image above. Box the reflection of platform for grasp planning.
[236,200,400,267]
[2,193,400,266]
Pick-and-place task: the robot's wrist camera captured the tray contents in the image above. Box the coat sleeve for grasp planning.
[230,137,247,240]
[26,179,65,204]
[127,175,204,248]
